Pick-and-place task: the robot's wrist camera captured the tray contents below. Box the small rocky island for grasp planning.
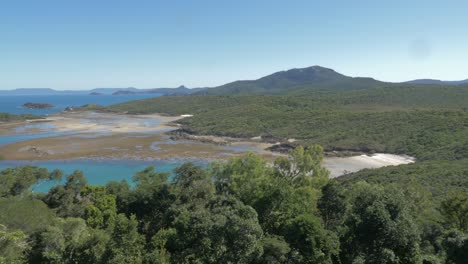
[22,102,54,109]
[89,92,102,95]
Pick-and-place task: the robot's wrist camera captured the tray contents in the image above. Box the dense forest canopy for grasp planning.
[109,85,468,161]
[1,147,467,263]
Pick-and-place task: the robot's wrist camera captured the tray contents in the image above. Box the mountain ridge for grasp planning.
[2,66,468,96]
[405,79,468,85]
[196,66,388,95]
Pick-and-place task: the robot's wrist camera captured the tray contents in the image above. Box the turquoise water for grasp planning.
[0,131,72,146]
[0,94,160,115]
[0,159,207,193]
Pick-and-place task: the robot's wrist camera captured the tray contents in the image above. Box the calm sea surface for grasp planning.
[0,94,159,115]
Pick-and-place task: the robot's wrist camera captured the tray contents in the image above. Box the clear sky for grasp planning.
[1,0,467,90]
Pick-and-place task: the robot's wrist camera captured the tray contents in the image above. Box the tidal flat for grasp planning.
[0,111,281,161]
[0,111,414,177]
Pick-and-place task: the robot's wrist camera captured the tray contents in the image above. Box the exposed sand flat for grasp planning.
[44,112,183,134]
[324,153,415,178]
[0,133,280,161]
[0,111,415,177]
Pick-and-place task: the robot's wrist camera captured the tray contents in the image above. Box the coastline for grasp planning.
[0,111,282,161]
[0,110,414,177]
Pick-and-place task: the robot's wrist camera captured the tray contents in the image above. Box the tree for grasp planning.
[105,180,131,214]
[284,214,339,264]
[173,163,214,203]
[0,166,62,197]
[256,235,291,264]
[274,145,329,186]
[0,224,28,263]
[212,151,327,235]
[28,218,90,263]
[442,229,468,264]
[168,195,263,263]
[81,186,117,229]
[44,170,88,217]
[125,167,176,238]
[145,228,176,264]
[317,180,347,230]
[212,152,272,206]
[440,191,468,232]
[340,183,421,264]
[102,214,145,264]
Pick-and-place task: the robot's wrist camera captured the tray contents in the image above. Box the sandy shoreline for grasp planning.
[0,111,415,177]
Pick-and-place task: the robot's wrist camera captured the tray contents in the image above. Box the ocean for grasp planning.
[0,94,159,115]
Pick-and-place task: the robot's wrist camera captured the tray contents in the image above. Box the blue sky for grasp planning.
[1,0,467,90]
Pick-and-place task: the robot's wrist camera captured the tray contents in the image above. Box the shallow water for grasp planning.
[0,158,207,193]
[0,131,73,146]
[14,122,56,133]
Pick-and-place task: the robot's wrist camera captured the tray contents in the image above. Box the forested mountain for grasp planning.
[196,66,387,95]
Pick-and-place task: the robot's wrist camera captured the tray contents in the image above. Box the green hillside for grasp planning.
[109,85,468,161]
[338,159,468,201]
[197,66,387,95]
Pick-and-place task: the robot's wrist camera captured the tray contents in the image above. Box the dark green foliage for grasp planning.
[318,181,347,230]
[0,166,62,197]
[169,195,264,263]
[442,230,468,264]
[28,217,90,263]
[257,235,291,263]
[102,214,145,264]
[284,214,339,264]
[44,170,89,217]
[126,167,175,239]
[1,150,466,263]
[440,191,468,232]
[340,183,421,264]
[338,159,468,202]
[81,186,117,229]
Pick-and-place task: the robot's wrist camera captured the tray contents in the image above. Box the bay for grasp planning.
[0,94,160,115]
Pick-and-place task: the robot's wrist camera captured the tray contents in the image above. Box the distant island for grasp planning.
[111,85,205,96]
[22,102,54,109]
[0,86,206,96]
[112,90,136,95]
